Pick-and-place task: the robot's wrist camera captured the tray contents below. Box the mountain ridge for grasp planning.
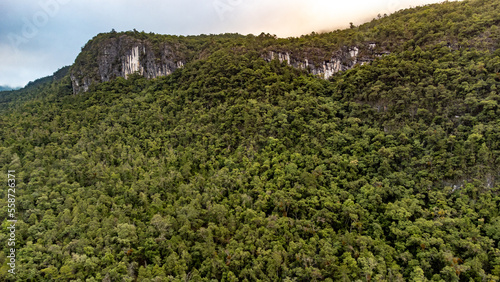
[69,32,379,94]
[69,0,500,94]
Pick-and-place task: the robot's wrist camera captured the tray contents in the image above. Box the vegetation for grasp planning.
[0,0,499,281]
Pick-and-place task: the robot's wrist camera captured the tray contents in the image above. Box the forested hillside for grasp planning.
[1,0,500,281]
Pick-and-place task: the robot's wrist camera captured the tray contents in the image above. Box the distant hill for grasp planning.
[0,85,20,91]
[0,66,70,113]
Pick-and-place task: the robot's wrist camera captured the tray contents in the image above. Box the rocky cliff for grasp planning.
[70,34,188,94]
[262,43,390,79]
[70,33,389,94]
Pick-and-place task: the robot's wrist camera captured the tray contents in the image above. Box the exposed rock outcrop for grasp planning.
[70,33,390,94]
[262,44,389,79]
[70,35,187,94]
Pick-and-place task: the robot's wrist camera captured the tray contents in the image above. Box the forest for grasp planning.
[0,0,500,281]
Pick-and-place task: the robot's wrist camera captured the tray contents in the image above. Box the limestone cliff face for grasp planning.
[262,43,389,79]
[70,34,187,94]
[70,33,389,94]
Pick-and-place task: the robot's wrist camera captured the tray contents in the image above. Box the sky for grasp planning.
[0,0,453,88]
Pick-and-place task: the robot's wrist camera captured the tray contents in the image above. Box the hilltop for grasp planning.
[70,0,500,94]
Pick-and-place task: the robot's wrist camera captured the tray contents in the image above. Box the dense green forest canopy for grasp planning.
[1,0,500,281]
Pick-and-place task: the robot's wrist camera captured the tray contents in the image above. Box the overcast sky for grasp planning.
[1,0,453,87]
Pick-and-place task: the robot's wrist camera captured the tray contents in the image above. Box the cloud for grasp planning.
[0,44,55,87]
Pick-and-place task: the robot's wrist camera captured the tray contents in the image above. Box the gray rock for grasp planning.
[70,35,186,94]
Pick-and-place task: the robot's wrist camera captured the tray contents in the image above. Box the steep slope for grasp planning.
[70,32,191,94]
[2,45,500,282]
[0,0,499,281]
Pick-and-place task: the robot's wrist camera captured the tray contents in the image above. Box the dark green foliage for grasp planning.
[1,0,500,281]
